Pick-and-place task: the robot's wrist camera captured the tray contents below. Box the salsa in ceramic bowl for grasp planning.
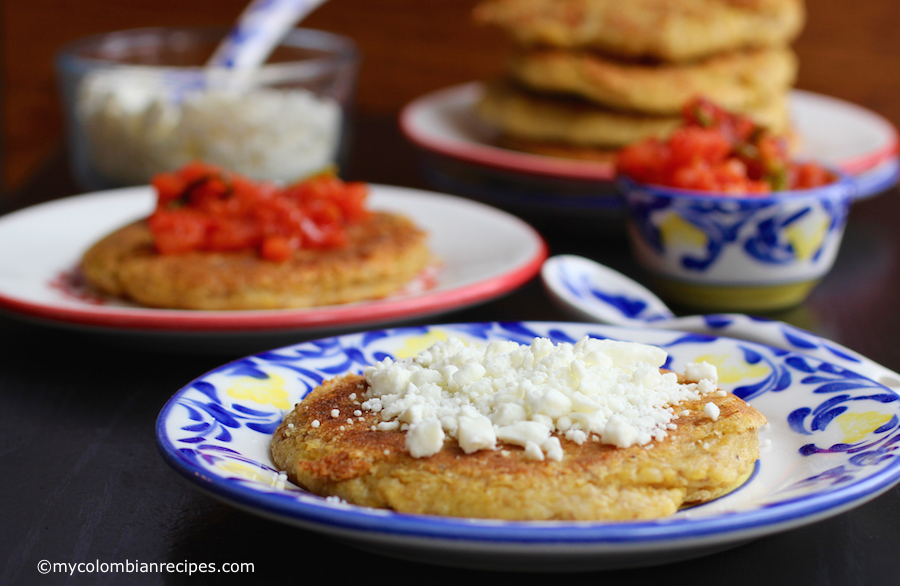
[617,99,854,312]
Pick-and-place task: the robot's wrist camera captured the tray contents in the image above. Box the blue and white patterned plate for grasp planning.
[541,254,900,388]
[156,321,900,571]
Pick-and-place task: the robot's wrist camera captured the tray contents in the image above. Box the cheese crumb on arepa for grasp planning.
[362,336,721,460]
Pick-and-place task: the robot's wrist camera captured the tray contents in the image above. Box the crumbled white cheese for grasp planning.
[542,436,563,462]
[78,70,341,186]
[272,470,288,490]
[704,402,720,421]
[565,428,587,445]
[457,414,497,454]
[685,362,718,385]
[363,336,721,459]
[406,418,445,457]
[311,420,320,428]
[524,441,544,461]
[496,420,551,447]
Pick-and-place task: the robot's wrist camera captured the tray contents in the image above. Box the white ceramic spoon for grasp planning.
[542,254,900,389]
[208,0,328,70]
[205,0,328,91]
[99,0,329,104]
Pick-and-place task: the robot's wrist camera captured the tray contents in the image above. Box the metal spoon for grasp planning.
[541,254,900,388]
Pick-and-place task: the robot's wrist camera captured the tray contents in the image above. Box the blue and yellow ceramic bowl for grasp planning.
[619,174,856,311]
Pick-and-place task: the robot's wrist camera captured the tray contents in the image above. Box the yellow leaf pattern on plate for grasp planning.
[836,411,893,443]
[694,353,770,384]
[396,330,449,358]
[218,461,270,483]
[785,217,829,260]
[226,373,291,410]
[659,214,707,248]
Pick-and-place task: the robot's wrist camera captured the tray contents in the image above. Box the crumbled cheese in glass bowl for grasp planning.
[56,26,358,190]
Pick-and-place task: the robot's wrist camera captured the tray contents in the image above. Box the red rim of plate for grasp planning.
[399,82,899,180]
[0,241,547,332]
[791,89,900,175]
[0,186,549,333]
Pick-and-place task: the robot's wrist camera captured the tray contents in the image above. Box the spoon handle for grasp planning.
[207,0,328,70]
[661,314,900,389]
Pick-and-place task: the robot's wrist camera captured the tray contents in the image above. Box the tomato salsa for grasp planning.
[147,162,371,262]
[616,98,835,193]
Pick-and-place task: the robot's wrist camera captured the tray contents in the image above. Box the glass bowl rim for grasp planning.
[55,25,359,78]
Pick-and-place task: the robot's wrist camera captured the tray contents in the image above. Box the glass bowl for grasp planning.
[619,173,856,312]
[56,26,359,190]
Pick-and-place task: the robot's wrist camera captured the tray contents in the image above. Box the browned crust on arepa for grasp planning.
[474,0,805,63]
[271,373,767,521]
[507,46,797,115]
[476,80,790,150]
[80,212,430,310]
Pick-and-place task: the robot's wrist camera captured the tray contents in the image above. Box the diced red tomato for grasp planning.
[151,173,188,209]
[666,127,732,170]
[791,161,835,189]
[616,139,670,186]
[146,162,371,261]
[206,218,260,251]
[260,235,296,262]
[147,208,208,254]
[617,97,836,193]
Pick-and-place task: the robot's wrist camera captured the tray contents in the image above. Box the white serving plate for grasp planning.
[0,185,547,352]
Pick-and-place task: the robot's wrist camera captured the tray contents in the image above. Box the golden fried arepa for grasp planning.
[81,212,430,310]
[508,46,797,115]
[476,80,790,150]
[474,0,805,63]
[271,374,767,521]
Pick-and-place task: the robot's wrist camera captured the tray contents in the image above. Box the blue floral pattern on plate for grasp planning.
[543,254,900,389]
[156,321,900,571]
[628,190,849,270]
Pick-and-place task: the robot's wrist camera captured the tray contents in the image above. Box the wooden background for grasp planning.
[2,0,897,192]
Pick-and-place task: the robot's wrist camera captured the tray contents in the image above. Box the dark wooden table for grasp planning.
[3,114,900,585]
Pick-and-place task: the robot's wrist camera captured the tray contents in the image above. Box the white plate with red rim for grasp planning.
[400,82,899,197]
[0,185,547,352]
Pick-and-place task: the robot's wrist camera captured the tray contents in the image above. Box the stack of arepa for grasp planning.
[473,0,806,162]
